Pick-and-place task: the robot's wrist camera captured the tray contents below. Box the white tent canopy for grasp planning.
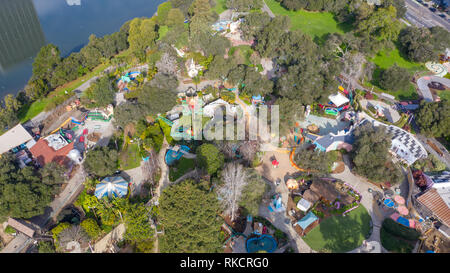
[328,93,349,107]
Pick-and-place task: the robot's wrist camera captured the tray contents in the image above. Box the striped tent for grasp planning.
[95,176,129,199]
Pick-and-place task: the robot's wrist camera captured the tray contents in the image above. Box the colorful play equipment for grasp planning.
[87,111,112,122]
[325,107,339,116]
[165,145,196,165]
[383,198,395,208]
[251,94,264,105]
[390,213,415,228]
[246,235,277,253]
[293,122,304,145]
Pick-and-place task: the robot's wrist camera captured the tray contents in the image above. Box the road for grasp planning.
[404,0,450,31]
[262,0,275,18]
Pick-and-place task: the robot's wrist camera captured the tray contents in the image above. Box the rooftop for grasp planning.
[0,124,33,154]
[29,138,74,166]
[417,188,450,227]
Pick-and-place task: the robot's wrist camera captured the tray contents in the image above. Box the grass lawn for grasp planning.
[365,47,426,100]
[157,25,169,41]
[213,0,227,15]
[370,47,424,71]
[169,157,195,181]
[302,206,371,253]
[265,0,351,42]
[119,143,141,170]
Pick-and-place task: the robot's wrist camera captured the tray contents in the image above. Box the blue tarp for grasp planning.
[297,211,318,230]
[397,216,410,227]
[95,176,129,199]
[384,199,395,208]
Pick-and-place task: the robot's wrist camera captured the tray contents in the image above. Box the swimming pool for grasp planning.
[246,235,277,253]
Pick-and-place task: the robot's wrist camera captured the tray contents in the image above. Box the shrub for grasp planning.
[382,218,420,241]
[80,218,102,240]
[4,225,16,234]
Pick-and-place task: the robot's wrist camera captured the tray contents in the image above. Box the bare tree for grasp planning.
[239,140,260,166]
[58,225,89,249]
[155,52,178,75]
[218,163,248,221]
[342,52,366,82]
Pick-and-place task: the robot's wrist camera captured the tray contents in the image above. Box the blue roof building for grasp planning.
[95,176,129,199]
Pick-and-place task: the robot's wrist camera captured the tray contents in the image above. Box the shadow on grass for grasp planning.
[305,206,371,253]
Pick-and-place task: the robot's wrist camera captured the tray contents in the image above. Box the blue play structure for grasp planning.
[396,216,410,227]
[165,145,191,165]
[246,235,277,253]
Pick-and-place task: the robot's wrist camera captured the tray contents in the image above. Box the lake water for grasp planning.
[0,0,165,98]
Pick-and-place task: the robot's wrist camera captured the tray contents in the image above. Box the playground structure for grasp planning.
[117,71,141,92]
[87,105,114,122]
[319,86,353,116]
[164,145,196,166]
[50,113,88,135]
[246,234,277,253]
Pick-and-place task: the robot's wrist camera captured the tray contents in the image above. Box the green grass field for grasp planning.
[370,47,424,71]
[119,143,141,170]
[302,206,371,253]
[265,0,350,41]
[169,157,195,181]
[213,0,227,15]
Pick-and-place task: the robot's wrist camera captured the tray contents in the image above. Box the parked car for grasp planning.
[429,7,437,12]
[417,0,423,3]
[439,13,446,18]
[423,3,429,7]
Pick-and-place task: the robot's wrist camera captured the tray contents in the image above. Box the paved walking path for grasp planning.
[417,75,450,102]
[331,155,388,253]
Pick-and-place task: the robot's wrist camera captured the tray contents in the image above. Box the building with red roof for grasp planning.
[30,137,74,167]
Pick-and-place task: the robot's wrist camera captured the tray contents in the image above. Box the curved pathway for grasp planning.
[417,76,450,102]
[331,155,388,253]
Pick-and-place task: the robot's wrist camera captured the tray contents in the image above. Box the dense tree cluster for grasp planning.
[276,0,350,12]
[416,100,450,139]
[226,0,263,11]
[83,146,119,177]
[159,179,223,253]
[197,143,224,175]
[378,64,411,92]
[351,123,403,184]
[0,154,65,219]
[398,26,450,62]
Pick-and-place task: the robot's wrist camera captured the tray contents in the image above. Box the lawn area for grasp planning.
[365,47,426,100]
[213,0,227,15]
[302,205,372,253]
[119,143,141,170]
[370,47,424,71]
[157,25,169,41]
[264,0,351,41]
[169,157,195,181]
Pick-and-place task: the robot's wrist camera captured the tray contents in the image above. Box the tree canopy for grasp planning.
[83,146,119,177]
[159,179,223,253]
[416,100,450,139]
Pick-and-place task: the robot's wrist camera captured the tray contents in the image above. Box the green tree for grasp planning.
[378,64,411,92]
[38,241,56,253]
[83,75,116,108]
[197,143,224,175]
[80,218,102,240]
[156,2,173,25]
[351,123,403,184]
[226,0,263,11]
[416,100,450,138]
[239,169,268,216]
[357,5,401,42]
[159,179,223,252]
[0,153,57,219]
[31,44,61,87]
[166,8,185,28]
[128,18,159,61]
[83,146,119,177]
